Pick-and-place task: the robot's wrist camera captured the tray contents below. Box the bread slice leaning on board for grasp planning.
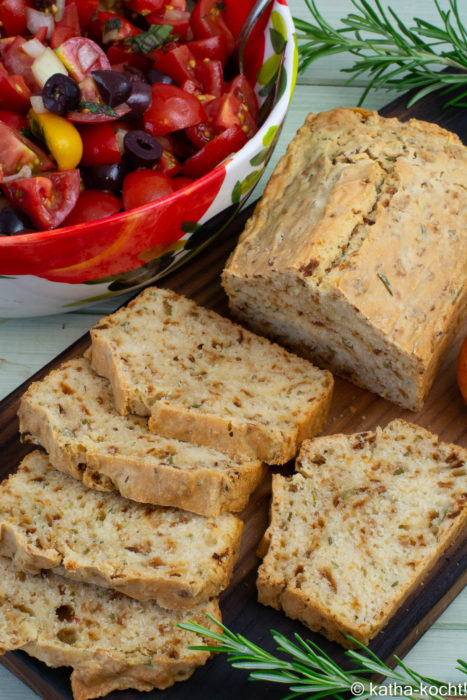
[257,419,467,647]
[86,287,334,465]
[222,107,467,411]
[0,450,243,609]
[0,554,221,700]
[18,357,266,517]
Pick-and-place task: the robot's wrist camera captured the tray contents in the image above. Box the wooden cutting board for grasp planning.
[0,87,466,700]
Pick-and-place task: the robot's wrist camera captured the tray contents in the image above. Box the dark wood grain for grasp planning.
[0,85,466,700]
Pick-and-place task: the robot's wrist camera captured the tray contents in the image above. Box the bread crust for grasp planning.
[257,421,467,647]
[223,108,467,411]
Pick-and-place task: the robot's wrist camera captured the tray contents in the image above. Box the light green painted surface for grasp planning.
[0,1,465,697]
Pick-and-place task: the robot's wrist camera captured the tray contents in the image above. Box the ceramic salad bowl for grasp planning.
[0,0,297,317]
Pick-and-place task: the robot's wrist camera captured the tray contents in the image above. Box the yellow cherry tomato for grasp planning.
[29,111,83,170]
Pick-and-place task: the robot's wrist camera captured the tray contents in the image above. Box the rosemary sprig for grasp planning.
[294,0,467,108]
[179,615,466,700]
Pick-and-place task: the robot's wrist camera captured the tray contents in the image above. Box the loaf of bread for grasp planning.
[257,419,467,647]
[87,287,333,464]
[18,357,266,516]
[222,108,467,411]
[0,553,221,700]
[0,450,243,608]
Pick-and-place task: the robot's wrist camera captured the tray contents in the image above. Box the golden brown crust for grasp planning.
[223,108,467,411]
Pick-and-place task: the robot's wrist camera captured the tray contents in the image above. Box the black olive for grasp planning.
[124,80,152,120]
[42,74,81,115]
[124,130,162,167]
[0,207,36,235]
[124,65,146,83]
[82,163,125,192]
[145,69,174,86]
[92,70,132,108]
[33,0,54,10]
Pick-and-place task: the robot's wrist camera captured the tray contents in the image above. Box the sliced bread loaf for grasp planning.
[18,357,266,517]
[0,553,221,700]
[0,450,243,609]
[87,287,333,464]
[222,108,467,410]
[257,419,467,647]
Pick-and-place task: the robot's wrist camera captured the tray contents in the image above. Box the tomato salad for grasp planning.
[0,0,258,233]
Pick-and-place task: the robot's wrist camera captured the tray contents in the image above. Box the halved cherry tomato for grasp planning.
[171,175,195,190]
[79,123,121,166]
[3,36,36,90]
[158,149,181,176]
[50,26,79,50]
[185,121,216,148]
[2,169,81,229]
[182,124,247,177]
[107,45,153,71]
[122,169,175,209]
[67,102,132,123]
[0,63,31,113]
[206,92,257,138]
[190,0,234,56]
[146,9,191,41]
[188,35,227,66]
[56,3,81,34]
[154,44,200,87]
[228,73,258,120]
[195,58,223,96]
[130,0,165,14]
[0,109,28,131]
[61,189,122,225]
[0,0,32,37]
[144,83,206,136]
[96,11,140,43]
[55,37,111,82]
[0,121,41,175]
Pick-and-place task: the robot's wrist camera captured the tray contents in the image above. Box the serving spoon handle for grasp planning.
[235,0,274,74]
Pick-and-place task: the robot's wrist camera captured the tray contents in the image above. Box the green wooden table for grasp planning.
[0,1,465,697]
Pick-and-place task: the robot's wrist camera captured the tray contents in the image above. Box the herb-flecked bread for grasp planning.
[0,450,243,608]
[18,357,266,517]
[0,553,221,700]
[87,287,333,464]
[257,419,467,647]
[222,108,467,410]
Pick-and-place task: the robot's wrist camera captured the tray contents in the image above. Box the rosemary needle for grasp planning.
[179,615,467,700]
[294,0,467,108]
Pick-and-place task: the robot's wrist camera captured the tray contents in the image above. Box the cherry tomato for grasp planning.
[130,0,165,14]
[75,0,99,30]
[0,0,32,37]
[0,65,30,112]
[154,45,200,88]
[96,11,140,43]
[0,121,41,175]
[79,123,121,167]
[0,108,28,131]
[158,149,181,176]
[182,124,248,177]
[122,169,175,209]
[195,58,223,96]
[172,175,195,190]
[67,102,132,123]
[228,73,258,120]
[2,170,81,229]
[55,37,111,83]
[185,121,216,148]
[143,83,206,136]
[3,36,36,90]
[188,35,228,66]
[458,336,467,402]
[61,189,122,225]
[56,3,81,34]
[50,26,79,50]
[190,0,234,56]
[107,45,152,71]
[206,92,257,138]
[146,9,191,41]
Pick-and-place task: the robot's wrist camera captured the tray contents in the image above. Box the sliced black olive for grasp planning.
[82,163,125,192]
[124,130,162,167]
[0,207,36,235]
[92,70,132,108]
[145,69,174,86]
[124,65,146,83]
[42,74,81,115]
[124,80,152,120]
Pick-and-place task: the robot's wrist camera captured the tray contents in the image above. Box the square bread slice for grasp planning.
[257,419,467,647]
[18,357,266,517]
[0,553,221,700]
[86,287,333,464]
[0,450,243,609]
[222,108,467,411]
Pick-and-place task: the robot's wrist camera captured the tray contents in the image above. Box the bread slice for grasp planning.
[0,450,243,609]
[222,108,467,410]
[18,357,265,517]
[257,419,467,647]
[86,287,333,464]
[0,553,221,700]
